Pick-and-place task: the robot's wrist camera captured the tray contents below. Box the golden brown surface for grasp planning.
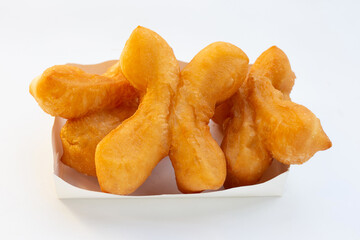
[221,48,293,188]
[251,46,294,99]
[169,42,249,193]
[249,46,332,164]
[95,26,180,195]
[29,61,137,119]
[222,90,272,188]
[60,103,138,176]
[220,46,331,188]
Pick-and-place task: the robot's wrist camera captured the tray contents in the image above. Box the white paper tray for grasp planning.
[51,60,290,199]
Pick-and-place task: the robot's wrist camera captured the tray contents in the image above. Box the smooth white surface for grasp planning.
[0,0,359,239]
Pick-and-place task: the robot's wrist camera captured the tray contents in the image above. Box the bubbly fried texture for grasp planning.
[95,26,180,195]
[222,90,272,188]
[29,61,137,119]
[220,46,331,188]
[249,46,332,164]
[60,103,138,176]
[169,42,249,193]
[252,47,294,99]
[221,48,293,188]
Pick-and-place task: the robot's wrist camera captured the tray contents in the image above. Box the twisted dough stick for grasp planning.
[30,61,137,119]
[60,102,138,176]
[249,46,331,164]
[222,46,296,187]
[221,46,331,188]
[169,42,249,193]
[222,89,272,188]
[95,26,180,195]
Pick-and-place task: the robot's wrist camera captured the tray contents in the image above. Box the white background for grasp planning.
[0,0,359,239]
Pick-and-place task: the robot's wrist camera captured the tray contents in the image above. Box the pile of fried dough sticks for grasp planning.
[30,26,331,195]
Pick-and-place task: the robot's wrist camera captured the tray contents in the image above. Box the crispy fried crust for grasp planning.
[95,26,180,195]
[30,61,137,119]
[222,89,272,188]
[60,103,138,176]
[221,46,295,188]
[169,42,249,193]
[221,46,332,189]
[249,47,331,164]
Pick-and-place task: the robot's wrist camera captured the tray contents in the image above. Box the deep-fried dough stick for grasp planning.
[222,89,272,188]
[222,46,331,188]
[169,42,249,193]
[222,46,296,187]
[29,61,137,119]
[213,54,295,126]
[60,102,138,176]
[249,46,331,164]
[95,26,180,195]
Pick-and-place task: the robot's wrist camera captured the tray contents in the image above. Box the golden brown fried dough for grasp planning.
[95,26,180,195]
[221,46,331,188]
[60,103,138,176]
[212,65,251,126]
[169,42,249,193]
[251,46,294,99]
[29,62,137,119]
[249,46,332,164]
[221,47,293,188]
[222,89,272,188]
